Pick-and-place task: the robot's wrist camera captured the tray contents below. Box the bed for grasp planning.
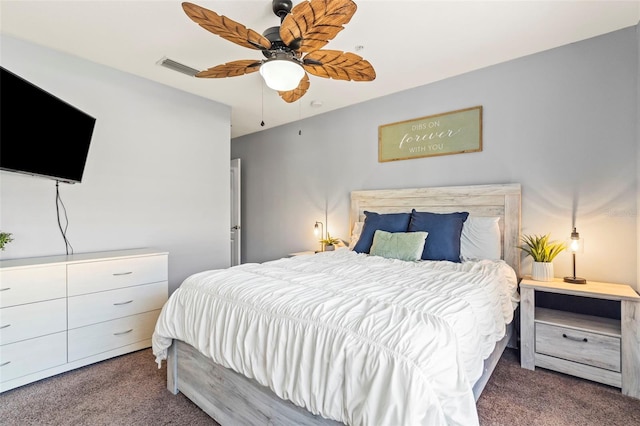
[152,183,521,426]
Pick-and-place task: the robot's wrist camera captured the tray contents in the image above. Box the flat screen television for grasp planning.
[1,66,96,184]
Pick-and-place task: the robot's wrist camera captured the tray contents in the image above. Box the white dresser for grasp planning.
[0,248,168,392]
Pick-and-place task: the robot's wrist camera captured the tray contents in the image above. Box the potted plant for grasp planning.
[319,233,340,251]
[0,232,14,251]
[519,233,566,281]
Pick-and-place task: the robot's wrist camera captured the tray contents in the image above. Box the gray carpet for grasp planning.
[1,347,639,425]
[476,349,640,425]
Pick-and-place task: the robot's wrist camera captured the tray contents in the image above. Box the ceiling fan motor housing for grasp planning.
[272,0,293,19]
[262,26,299,59]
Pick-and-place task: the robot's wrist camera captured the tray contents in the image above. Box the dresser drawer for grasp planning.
[68,281,167,328]
[0,299,67,346]
[68,310,160,362]
[67,254,168,296]
[536,322,620,371]
[0,265,66,308]
[0,332,67,383]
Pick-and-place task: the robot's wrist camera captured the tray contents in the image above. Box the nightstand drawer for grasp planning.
[536,322,620,372]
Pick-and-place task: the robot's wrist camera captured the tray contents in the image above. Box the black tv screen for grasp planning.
[0,66,96,184]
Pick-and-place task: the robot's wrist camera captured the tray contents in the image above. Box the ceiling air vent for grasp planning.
[157,57,200,77]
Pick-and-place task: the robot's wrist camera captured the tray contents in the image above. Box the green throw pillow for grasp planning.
[369,230,428,261]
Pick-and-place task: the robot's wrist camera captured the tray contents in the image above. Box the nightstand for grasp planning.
[519,277,640,399]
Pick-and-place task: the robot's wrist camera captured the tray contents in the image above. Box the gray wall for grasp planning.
[0,35,232,293]
[232,25,639,289]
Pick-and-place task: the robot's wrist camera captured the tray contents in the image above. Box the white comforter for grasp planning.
[152,248,518,426]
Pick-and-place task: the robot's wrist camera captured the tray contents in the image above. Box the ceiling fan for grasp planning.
[181,0,376,103]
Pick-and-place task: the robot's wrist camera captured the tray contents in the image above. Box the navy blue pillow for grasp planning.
[408,210,469,262]
[353,211,411,254]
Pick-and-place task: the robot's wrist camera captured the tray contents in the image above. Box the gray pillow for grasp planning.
[369,230,428,261]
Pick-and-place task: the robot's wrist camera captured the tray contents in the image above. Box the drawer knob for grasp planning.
[113,329,133,336]
[0,361,11,367]
[0,323,11,329]
[113,300,134,306]
[0,287,11,292]
[562,333,588,343]
[112,272,133,276]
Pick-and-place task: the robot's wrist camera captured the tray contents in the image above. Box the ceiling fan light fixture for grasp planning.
[259,59,305,91]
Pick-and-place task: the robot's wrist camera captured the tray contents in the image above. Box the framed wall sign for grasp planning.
[378,106,482,162]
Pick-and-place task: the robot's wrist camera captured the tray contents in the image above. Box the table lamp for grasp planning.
[564,227,586,284]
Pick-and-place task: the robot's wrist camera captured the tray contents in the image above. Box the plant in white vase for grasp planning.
[519,234,566,281]
[319,233,340,252]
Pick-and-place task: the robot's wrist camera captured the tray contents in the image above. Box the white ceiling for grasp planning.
[1,1,639,138]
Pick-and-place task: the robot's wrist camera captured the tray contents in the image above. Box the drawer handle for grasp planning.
[0,323,11,329]
[113,272,133,276]
[113,300,133,306]
[562,333,588,343]
[0,287,11,292]
[0,361,11,367]
[113,329,133,336]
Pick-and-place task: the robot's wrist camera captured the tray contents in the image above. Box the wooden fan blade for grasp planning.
[196,60,262,78]
[303,50,376,81]
[182,2,271,50]
[280,0,357,53]
[278,73,311,103]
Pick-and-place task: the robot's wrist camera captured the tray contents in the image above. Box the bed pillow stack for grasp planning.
[353,210,469,263]
[352,211,411,254]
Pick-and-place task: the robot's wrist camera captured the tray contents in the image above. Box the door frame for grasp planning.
[230,158,241,266]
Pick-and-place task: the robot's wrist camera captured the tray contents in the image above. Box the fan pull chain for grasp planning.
[260,82,265,127]
[298,99,302,135]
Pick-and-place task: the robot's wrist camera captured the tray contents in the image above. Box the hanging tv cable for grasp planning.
[55,181,74,255]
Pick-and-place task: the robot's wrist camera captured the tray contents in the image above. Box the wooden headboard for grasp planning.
[350,183,522,275]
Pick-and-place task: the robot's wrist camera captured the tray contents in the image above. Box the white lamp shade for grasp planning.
[260,59,304,91]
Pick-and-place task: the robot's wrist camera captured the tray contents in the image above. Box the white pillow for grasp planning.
[349,221,364,250]
[460,216,501,261]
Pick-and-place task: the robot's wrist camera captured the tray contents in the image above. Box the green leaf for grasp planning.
[519,233,566,262]
[0,232,14,251]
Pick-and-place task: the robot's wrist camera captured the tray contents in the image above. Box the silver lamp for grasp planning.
[564,227,586,284]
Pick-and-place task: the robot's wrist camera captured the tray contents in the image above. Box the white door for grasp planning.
[230,158,241,266]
